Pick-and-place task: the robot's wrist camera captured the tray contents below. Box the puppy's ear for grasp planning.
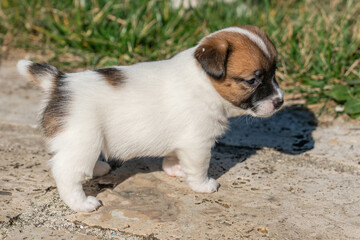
[194,37,229,80]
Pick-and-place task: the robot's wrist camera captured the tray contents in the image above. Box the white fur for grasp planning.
[18,29,282,212]
[39,48,231,212]
[17,60,32,77]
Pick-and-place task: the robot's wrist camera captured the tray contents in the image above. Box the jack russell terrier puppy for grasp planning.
[17,25,283,212]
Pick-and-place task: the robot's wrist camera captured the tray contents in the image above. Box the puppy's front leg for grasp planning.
[177,149,219,193]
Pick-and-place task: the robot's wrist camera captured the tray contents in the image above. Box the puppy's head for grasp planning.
[195,26,283,117]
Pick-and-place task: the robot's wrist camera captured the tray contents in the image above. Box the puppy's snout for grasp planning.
[272,97,284,110]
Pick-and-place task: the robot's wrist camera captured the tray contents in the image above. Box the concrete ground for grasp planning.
[0,59,359,239]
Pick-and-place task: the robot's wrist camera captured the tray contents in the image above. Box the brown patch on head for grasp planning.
[240,25,277,62]
[95,67,126,87]
[41,71,69,138]
[195,26,278,108]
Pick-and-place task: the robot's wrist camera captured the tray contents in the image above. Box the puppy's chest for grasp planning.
[201,112,229,140]
[214,117,229,138]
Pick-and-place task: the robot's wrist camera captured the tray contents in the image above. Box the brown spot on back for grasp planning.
[95,67,126,87]
[41,71,69,138]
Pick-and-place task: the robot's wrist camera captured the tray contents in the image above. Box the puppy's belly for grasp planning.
[103,124,175,160]
[97,94,186,160]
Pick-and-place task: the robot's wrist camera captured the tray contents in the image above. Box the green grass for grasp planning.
[1,0,359,117]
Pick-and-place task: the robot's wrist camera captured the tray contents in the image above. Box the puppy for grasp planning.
[17,26,283,212]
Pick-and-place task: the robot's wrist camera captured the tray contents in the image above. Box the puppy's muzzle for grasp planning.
[272,97,284,110]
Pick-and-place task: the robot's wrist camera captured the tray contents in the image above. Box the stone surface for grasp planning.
[67,148,360,239]
[5,226,99,240]
[1,60,360,239]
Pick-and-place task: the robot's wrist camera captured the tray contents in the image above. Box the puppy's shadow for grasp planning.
[84,104,317,195]
[83,157,163,196]
[209,104,317,179]
[219,105,317,154]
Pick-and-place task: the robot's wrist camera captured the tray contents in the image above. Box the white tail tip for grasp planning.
[17,59,33,77]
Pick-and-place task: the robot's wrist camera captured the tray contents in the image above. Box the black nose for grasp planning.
[273,97,284,110]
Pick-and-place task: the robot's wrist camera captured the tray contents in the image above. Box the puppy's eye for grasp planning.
[233,77,258,86]
[232,77,242,81]
[246,78,256,85]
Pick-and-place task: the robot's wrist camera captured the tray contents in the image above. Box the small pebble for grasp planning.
[257,227,268,234]
[335,105,344,112]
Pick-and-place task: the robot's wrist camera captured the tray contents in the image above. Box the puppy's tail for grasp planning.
[17,60,63,92]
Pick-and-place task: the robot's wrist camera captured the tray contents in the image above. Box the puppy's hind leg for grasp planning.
[162,152,186,178]
[49,129,103,212]
[93,153,111,177]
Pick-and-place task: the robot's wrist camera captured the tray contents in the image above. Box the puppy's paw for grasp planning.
[71,196,101,212]
[188,177,220,193]
[163,162,186,178]
[93,161,111,177]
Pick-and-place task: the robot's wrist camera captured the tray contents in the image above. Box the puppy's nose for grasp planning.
[272,97,284,110]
